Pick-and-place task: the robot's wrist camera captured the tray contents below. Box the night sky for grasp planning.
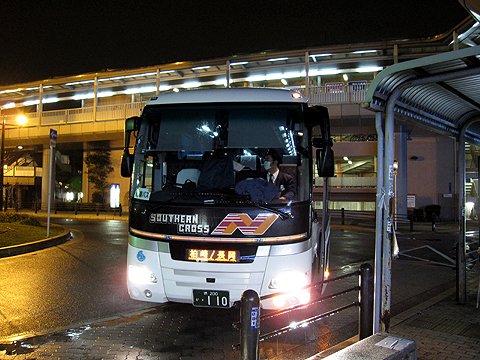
[0,0,469,86]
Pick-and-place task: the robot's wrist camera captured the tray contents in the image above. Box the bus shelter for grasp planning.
[364,45,480,333]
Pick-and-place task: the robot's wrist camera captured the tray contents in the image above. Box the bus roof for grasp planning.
[146,88,307,105]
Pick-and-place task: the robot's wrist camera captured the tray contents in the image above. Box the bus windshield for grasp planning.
[131,103,310,205]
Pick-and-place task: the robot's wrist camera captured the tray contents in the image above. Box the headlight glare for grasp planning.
[128,265,158,284]
[268,271,308,291]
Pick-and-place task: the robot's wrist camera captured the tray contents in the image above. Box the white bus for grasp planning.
[121,88,334,309]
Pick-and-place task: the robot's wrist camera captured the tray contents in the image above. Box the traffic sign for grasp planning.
[50,129,57,147]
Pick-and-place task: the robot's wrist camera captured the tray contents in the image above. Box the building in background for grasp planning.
[1,16,479,220]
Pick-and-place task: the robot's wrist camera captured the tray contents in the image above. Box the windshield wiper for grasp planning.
[141,194,182,214]
[247,201,294,220]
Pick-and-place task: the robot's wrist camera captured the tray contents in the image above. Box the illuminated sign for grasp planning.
[211,213,278,236]
[149,213,209,234]
[110,184,120,208]
[187,249,238,262]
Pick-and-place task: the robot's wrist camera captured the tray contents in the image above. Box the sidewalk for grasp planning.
[0,215,479,359]
[388,220,480,360]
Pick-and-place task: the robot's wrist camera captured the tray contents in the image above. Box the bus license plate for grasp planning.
[193,290,230,308]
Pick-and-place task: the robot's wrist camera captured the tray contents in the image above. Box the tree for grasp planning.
[84,142,114,203]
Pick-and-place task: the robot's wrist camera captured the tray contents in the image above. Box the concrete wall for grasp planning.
[406,136,456,220]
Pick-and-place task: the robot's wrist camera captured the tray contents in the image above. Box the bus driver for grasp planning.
[263,148,295,201]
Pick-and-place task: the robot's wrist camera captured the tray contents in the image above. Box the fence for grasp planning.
[234,263,373,360]
[21,201,124,217]
[53,202,123,216]
[330,209,428,232]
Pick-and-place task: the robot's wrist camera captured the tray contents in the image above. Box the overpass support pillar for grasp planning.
[41,144,55,211]
[82,142,89,203]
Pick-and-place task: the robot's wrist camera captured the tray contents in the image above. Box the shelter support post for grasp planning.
[395,125,408,219]
[456,118,480,304]
[380,91,397,333]
[458,133,466,304]
[374,111,384,333]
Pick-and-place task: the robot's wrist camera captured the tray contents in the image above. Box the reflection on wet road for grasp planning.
[0,219,378,359]
[0,218,153,340]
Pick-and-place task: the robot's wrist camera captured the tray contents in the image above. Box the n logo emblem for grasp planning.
[211,213,279,236]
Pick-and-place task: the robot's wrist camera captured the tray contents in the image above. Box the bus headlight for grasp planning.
[268,271,310,308]
[268,271,308,291]
[128,265,158,284]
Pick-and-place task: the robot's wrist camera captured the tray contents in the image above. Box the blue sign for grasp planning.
[251,307,260,329]
[137,251,146,262]
[50,129,57,147]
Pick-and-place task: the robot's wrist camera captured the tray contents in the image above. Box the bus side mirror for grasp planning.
[124,116,141,149]
[121,116,141,178]
[316,147,334,178]
[121,150,133,178]
[304,106,329,134]
[307,106,334,177]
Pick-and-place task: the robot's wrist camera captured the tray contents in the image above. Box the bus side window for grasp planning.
[143,156,154,189]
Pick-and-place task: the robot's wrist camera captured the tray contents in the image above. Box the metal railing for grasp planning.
[3,101,146,128]
[3,85,370,131]
[234,263,374,360]
[308,84,369,105]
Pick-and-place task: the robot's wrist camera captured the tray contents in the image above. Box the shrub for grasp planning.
[19,216,41,226]
[0,213,41,226]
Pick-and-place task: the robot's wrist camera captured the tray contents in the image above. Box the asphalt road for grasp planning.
[0,218,153,339]
[0,217,377,344]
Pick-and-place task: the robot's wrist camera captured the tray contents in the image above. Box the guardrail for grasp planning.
[234,263,374,360]
[330,209,376,223]
[52,202,123,216]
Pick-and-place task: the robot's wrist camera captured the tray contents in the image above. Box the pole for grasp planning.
[0,117,4,211]
[240,289,260,360]
[304,51,309,99]
[47,144,54,237]
[374,111,384,334]
[226,60,231,89]
[359,263,374,340]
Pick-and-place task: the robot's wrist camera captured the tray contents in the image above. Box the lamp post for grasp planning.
[1,115,27,211]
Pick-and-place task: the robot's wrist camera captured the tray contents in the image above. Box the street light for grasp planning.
[1,114,27,211]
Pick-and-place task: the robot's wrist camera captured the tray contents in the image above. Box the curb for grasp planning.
[0,227,71,258]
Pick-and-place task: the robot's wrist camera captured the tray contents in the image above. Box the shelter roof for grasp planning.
[364,45,480,142]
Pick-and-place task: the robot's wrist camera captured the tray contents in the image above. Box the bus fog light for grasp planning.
[144,289,153,298]
[128,265,158,284]
[131,287,140,297]
[297,290,310,304]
